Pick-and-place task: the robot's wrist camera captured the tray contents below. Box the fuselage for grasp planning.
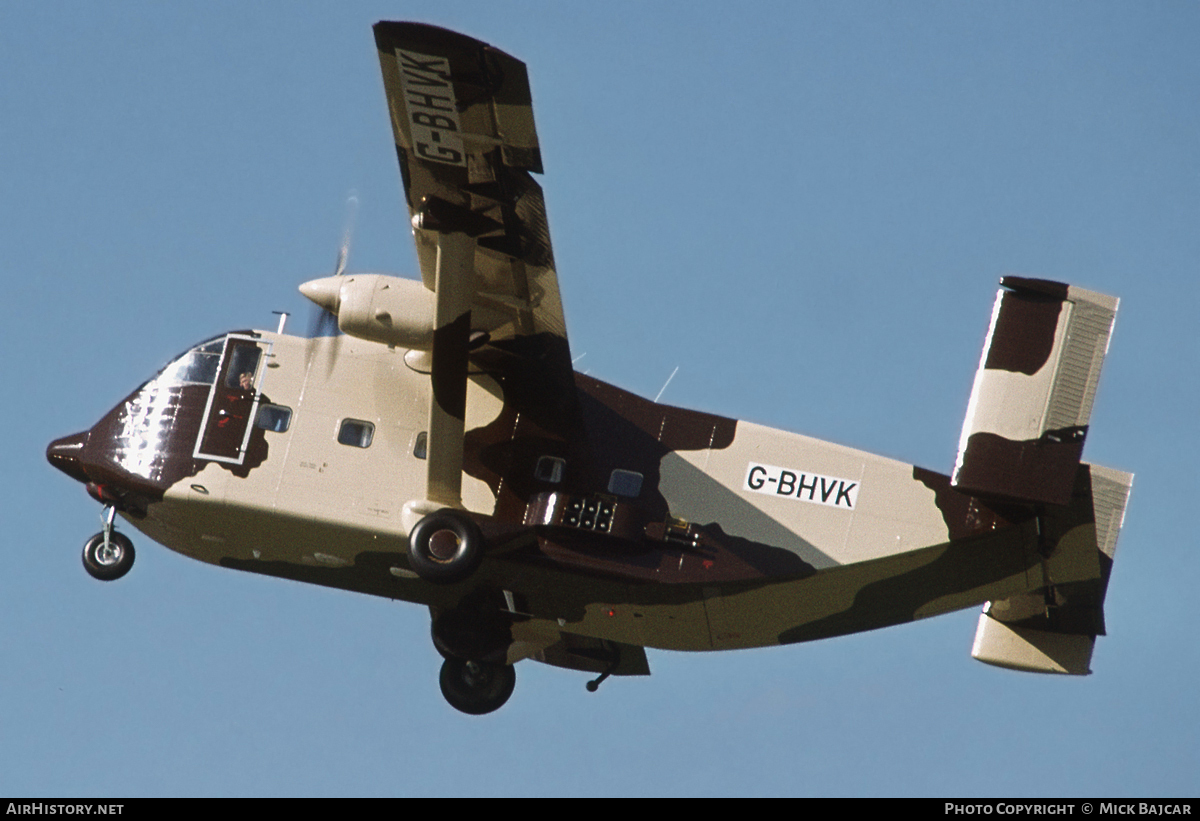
[49,328,1090,654]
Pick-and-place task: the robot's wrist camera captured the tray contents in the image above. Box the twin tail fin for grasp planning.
[952,277,1118,506]
[954,277,1132,674]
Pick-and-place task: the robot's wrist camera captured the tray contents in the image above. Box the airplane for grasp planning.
[46,21,1133,715]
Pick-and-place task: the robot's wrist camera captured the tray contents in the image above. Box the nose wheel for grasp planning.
[82,506,135,581]
[82,531,135,581]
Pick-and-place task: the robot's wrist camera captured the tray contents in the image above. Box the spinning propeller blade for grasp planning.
[333,191,358,278]
[308,303,340,338]
[302,192,361,379]
[306,191,359,339]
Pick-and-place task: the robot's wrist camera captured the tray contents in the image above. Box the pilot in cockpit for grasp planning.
[215,371,257,430]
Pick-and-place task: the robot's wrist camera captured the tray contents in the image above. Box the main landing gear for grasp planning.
[429,596,517,715]
[82,506,135,581]
[408,509,484,584]
[438,658,516,715]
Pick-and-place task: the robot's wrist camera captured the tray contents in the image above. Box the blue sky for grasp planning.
[4,1,1197,797]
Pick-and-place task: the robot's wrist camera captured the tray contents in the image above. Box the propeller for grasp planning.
[307,191,359,338]
[303,192,359,376]
[334,192,357,277]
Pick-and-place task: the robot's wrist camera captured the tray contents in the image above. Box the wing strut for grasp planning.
[424,230,476,509]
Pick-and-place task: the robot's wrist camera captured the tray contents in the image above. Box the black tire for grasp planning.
[408,510,484,583]
[438,658,516,715]
[82,531,135,581]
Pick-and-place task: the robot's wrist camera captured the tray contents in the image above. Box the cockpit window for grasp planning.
[223,345,262,391]
[156,337,224,386]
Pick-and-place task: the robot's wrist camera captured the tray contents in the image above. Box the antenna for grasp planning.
[654,366,679,403]
[273,311,289,334]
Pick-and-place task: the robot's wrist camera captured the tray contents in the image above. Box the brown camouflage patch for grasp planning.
[983,289,1063,375]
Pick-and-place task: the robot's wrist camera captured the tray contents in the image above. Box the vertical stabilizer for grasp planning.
[952,277,1118,506]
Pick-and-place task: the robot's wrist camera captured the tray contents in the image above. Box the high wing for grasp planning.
[373,21,569,355]
[374,22,578,511]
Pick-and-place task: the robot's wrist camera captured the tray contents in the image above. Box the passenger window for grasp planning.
[338,419,374,448]
[608,469,643,498]
[413,431,427,459]
[255,404,292,433]
[535,456,565,483]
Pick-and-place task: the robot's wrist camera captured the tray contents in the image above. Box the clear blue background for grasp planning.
[4,1,1196,797]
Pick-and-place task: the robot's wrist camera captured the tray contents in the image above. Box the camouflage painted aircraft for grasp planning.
[46,22,1133,715]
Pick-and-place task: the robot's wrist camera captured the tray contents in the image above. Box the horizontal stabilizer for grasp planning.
[971,617,1096,675]
[972,464,1133,675]
[952,277,1118,506]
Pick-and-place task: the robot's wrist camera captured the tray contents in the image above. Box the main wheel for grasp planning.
[82,531,135,581]
[439,658,516,715]
[408,510,484,584]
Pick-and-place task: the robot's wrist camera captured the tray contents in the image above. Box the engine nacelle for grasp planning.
[299,274,435,350]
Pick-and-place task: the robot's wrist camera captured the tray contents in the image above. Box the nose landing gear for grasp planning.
[82,506,135,581]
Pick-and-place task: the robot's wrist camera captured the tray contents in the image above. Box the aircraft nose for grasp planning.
[46,431,91,484]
